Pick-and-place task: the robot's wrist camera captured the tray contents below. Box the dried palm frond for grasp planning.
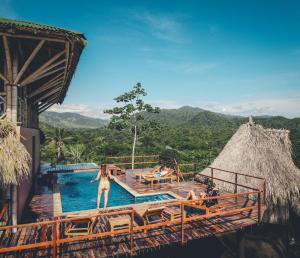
[0,120,31,185]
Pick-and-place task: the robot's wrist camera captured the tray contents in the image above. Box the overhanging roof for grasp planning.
[0,17,86,113]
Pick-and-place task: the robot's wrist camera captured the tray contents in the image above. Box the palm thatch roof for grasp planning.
[0,120,31,186]
[196,119,300,223]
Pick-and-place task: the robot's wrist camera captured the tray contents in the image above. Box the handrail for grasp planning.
[0,190,262,256]
[106,155,159,159]
[208,166,265,180]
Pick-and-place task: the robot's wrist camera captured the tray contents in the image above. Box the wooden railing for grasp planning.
[105,155,159,167]
[0,190,262,257]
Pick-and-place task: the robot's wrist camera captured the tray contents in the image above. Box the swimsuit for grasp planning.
[98,168,110,190]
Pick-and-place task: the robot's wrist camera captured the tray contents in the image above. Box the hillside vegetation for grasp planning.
[40,106,300,168]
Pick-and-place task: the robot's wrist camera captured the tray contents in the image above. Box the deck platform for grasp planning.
[0,168,265,257]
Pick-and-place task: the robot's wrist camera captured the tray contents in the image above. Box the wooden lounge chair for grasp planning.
[64,217,96,237]
[135,165,161,181]
[142,169,176,186]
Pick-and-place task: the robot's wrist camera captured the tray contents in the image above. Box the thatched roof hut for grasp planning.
[0,120,31,186]
[196,119,300,224]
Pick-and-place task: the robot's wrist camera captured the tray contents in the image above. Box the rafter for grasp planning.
[3,36,12,82]
[30,80,62,99]
[0,73,9,83]
[28,73,64,98]
[38,94,58,111]
[20,50,65,86]
[33,66,65,83]
[38,102,56,114]
[14,40,45,84]
[34,87,62,104]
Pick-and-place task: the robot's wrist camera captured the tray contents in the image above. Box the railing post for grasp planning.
[210,167,214,184]
[52,219,57,258]
[130,210,134,256]
[181,203,185,245]
[235,173,238,203]
[257,192,261,223]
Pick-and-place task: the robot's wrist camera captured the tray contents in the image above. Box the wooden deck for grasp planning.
[0,168,266,257]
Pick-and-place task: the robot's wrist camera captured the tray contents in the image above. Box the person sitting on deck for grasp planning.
[90,164,113,209]
[185,190,207,200]
[153,166,172,178]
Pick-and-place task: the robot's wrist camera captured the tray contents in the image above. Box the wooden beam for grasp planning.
[38,102,55,114]
[28,73,64,98]
[30,80,63,99]
[14,40,45,84]
[0,73,9,83]
[32,59,66,81]
[32,66,65,83]
[33,86,62,104]
[3,36,13,82]
[0,32,67,43]
[20,50,65,86]
[38,94,58,111]
[56,41,70,99]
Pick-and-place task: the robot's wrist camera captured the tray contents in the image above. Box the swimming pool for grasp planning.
[57,171,175,212]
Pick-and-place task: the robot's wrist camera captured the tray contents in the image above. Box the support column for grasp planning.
[11,46,19,230]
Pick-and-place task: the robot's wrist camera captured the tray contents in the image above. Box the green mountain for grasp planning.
[40,111,108,129]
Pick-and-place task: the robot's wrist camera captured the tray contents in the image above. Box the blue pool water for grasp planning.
[57,171,175,212]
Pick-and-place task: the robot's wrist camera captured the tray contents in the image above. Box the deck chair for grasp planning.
[141,206,166,225]
[64,217,96,237]
[135,165,161,181]
[142,169,176,186]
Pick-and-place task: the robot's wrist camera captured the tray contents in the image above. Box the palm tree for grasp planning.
[66,144,85,163]
[52,128,71,162]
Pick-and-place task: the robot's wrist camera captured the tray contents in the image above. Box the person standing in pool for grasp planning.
[90,164,112,209]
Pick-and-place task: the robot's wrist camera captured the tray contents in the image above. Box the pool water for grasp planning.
[57,171,175,212]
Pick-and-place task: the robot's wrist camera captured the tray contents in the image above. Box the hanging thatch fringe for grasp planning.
[196,121,300,223]
[0,120,31,186]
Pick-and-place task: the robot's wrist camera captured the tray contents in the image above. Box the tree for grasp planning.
[104,83,160,170]
[66,144,85,163]
[52,128,71,162]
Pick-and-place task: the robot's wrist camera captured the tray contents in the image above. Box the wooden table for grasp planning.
[108,216,131,231]
[162,207,186,221]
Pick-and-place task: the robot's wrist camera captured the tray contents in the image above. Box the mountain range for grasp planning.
[40,106,299,129]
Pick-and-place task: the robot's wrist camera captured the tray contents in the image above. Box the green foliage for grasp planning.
[40,107,300,169]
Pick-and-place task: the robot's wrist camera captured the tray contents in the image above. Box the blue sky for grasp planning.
[1,0,300,118]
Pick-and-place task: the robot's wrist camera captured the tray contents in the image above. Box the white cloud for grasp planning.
[132,12,184,43]
[202,96,300,118]
[0,0,18,19]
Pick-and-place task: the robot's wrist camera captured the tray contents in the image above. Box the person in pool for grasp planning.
[90,164,113,209]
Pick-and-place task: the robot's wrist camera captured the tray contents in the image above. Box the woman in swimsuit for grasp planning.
[90,164,112,209]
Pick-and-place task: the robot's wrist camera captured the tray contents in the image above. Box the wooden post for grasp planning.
[181,203,185,244]
[52,220,57,258]
[235,173,238,203]
[130,210,134,256]
[263,181,266,204]
[257,192,261,223]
